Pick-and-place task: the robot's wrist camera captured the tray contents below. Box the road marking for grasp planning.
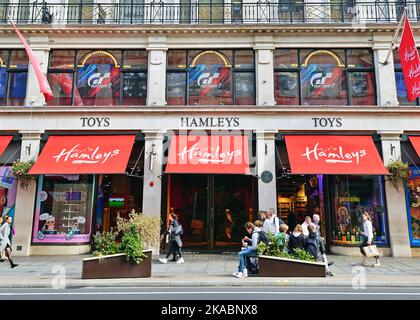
[0,291,419,296]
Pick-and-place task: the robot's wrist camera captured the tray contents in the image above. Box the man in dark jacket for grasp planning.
[305,224,333,276]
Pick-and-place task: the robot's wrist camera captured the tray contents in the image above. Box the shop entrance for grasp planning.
[167,174,254,251]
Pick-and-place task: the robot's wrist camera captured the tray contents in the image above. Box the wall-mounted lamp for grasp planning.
[25,143,31,157]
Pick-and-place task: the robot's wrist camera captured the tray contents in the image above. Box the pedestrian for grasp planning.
[233,222,260,278]
[358,211,380,267]
[312,213,322,237]
[257,210,267,222]
[305,224,334,276]
[275,224,289,252]
[262,208,282,237]
[159,213,184,264]
[301,216,314,237]
[288,224,305,255]
[224,209,234,241]
[287,209,297,232]
[0,215,18,268]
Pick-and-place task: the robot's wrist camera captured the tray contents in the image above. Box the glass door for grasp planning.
[168,174,209,250]
[213,174,253,250]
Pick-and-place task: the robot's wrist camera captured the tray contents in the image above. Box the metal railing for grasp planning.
[0,1,419,25]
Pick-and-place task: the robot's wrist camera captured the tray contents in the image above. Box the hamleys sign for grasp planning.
[30,135,135,175]
[166,135,251,174]
[285,135,389,175]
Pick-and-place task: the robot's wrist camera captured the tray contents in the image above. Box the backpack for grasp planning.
[305,236,320,260]
[255,230,270,246]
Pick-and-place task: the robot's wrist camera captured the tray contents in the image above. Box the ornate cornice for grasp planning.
[0,23,418,36]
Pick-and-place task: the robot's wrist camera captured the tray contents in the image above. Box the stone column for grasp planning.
[378,130,411,257]
[256,130,278,215]
[24,36,50,107]
[142,130,165,254]
[254,36,276,106]
[373,36,399,107]
[146,36,167,107]
[12,130,43,256]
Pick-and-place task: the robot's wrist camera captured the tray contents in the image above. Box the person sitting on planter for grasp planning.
[305,224,334,277]
[288,224,305,255]
[233,222,260,278]
[275,224,290,252]
[301,216,315,237]
[159,213,184,264]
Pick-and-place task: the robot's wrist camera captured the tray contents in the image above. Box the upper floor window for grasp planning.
[274,49,375,106]
[0,50,28,106]
[166,49,255,106]
[47,50,147,106]
[394,49,419,106]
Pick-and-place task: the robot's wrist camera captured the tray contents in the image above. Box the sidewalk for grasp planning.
[1,254,420,288]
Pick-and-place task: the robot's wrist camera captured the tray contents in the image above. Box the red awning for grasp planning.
[285,135,389,175]
[0,136,13,158]
[409,137,420,158]
[166,135,251,174]
[29,135,136,174]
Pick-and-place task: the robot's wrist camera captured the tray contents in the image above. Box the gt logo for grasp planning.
[87,72,111,88]
[310,72,333,88]
[197,72,220,88]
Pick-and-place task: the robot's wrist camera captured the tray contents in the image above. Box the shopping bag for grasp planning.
[362,245,380,257]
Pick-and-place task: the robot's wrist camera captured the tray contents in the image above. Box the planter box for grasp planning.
[81,250,152,279]
[258,255,326,277]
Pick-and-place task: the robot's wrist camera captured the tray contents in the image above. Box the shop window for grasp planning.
[406,167,420,246]
[330,175,389,247]
[166,49,255,106]
[274,49,376,106]
[394,50,419,106]
[0,166,18,221]
[47,50,147,106]
[33,175,95,244]
[0,50,28,106]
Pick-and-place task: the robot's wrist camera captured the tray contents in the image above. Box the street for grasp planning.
[0,287,419,300]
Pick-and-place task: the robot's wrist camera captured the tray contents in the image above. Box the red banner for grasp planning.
[285,135,389,175]
[9,19,53,102]
[398,15,420,102]
[29,135,135,174]
[166,135,251,174]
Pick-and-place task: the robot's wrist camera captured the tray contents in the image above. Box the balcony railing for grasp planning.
[0,1,419,25]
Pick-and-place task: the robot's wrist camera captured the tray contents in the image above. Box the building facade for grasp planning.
[0,0,419,257]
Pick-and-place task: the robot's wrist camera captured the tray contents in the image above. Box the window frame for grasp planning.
[0,50,29,106]
[274,48,376,106]
[47,49,148,106]
[166,49,256,106]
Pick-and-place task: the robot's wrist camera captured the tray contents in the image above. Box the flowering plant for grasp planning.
[386,160,410,191]
[11,160,36,189]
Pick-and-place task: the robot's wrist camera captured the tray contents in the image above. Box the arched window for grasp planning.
[76,51,121,106]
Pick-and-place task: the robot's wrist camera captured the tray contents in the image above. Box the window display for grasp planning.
[166,49,255,106]
[0,50,28,106]
[274,49,376,106]
[406,167,420,246]
[394,49,419,105]
[0,166,18,220]
[33,175,95,244]
[330,175,389,246]
[47,50,147,106]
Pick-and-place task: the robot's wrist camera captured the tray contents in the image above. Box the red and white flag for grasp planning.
[398,15,420,101]
[9,18,53,102]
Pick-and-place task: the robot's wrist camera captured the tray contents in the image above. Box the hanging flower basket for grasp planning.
[11,160,36,190]
[385,160,410,191]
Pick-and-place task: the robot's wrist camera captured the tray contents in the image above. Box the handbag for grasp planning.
[362,245,380,258]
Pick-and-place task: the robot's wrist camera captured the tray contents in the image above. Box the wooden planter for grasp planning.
[82,250,152,279]
[258,255,326,277]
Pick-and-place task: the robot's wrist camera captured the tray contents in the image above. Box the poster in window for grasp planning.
[77,64,120,104]
[0,68,5,99]
[407,167,420,245]
[301,65,346,104]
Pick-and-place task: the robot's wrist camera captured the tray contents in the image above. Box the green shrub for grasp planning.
[257,234,315,262]
[119,224,146,264]
[92,231,120,257]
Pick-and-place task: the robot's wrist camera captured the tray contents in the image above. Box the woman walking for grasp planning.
[359,212,380,267]
[0,215,18,268]
[159,213,184,264]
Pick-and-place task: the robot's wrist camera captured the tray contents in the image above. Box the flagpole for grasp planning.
[381,7,407,65]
